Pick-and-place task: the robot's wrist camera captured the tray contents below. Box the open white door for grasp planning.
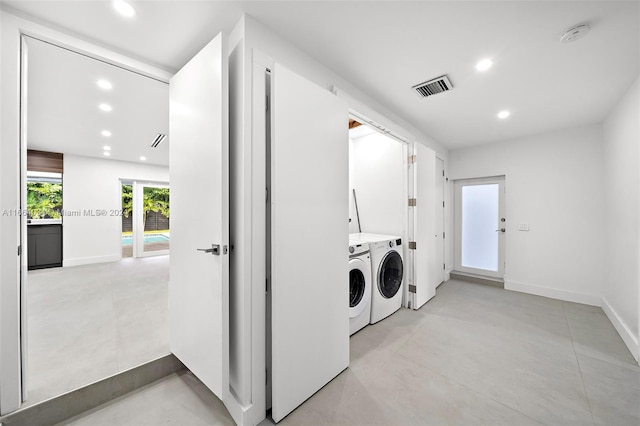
[169,33,229,400]
[270,63,349,422]
[413,143,437,309]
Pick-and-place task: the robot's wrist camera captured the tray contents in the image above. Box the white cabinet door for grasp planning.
[414,143,437,308]
[169,33,229,400]
[270,63,349,423]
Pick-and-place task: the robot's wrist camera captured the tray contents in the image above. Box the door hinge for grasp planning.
[266,95,269,111]
[408,154,416,164]
[17,245,21,256]
[442,170,445,176]
[443,232,445,239]
[408,284,417,293]
[443,263,445,270]
[408,198,417,206]
[443,201,445,208]
[408,241,417,250]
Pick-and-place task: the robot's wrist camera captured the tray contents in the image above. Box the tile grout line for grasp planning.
[561,302,597,425]
[396,323,547,426]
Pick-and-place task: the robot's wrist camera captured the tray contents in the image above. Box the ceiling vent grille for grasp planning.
[150,133,167,148]
[412,75,453,98]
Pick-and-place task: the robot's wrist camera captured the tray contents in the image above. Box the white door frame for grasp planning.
[1,11,172,414]
[454,176,506,279]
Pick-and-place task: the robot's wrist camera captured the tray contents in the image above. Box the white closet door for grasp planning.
[271,63,349,423]
[169,33,230,400]
[414,143,437,308]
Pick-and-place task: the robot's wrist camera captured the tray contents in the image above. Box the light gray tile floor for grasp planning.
[26,256,170,406]
[56,280,639,425]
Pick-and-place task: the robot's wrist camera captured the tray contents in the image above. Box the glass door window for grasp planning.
[454,177,505,278]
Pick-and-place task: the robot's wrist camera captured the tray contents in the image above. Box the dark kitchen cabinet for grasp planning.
[27,224,62,270]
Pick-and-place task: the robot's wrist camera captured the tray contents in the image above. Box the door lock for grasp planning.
[197,244,220,255]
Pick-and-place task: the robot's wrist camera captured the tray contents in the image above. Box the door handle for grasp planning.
[495,228,506,233]
[197,244,220,255]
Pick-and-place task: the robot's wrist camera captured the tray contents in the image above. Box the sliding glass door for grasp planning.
[131,182,170,257]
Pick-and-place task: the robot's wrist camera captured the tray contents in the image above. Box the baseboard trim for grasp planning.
[601,297,639,363]
[505,279,601,306]
[0,354,185,426]
[450,271,504,289]
[63,254,121,267]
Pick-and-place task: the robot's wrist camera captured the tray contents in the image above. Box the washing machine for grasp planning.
[350,233,404,323]
[348,240,372,335]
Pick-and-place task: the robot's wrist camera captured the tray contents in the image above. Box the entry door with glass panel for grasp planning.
[454,176,505,278]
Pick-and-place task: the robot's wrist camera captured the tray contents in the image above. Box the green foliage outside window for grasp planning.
[122,185,170,226]
[27,182,63,219]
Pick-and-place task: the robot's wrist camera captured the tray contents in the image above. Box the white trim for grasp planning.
[505,279,601,306]
[601,297,640,363]
[62,254,121,268]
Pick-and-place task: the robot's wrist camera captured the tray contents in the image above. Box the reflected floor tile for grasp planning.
[56,371,234,426]
[26,257,169,406]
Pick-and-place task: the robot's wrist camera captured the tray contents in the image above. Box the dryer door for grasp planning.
[349,258,369,318]
[378,250,403,298]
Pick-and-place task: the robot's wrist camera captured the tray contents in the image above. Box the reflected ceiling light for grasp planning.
[98,103,112,112]
[103,146,112,151]
[140,156,147,161]
[475,58,493,72]
[97,79,113,90]
[103,151,111,157]
[113,0,136,18]
[497,110,511,119]
[101,130,112,137]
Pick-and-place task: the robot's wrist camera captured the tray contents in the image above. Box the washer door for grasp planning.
[349,258,370,318]
[378,250,403,299]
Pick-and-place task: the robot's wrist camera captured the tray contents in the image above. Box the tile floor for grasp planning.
[57,280,639,425]
[26,256,170,406]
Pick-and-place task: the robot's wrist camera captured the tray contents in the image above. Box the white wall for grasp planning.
[449,124,605,305]
[349,131,404,237]
[62,155,169,267]
[602,76,639,360]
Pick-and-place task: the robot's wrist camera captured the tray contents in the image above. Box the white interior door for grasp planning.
[168,33,229,400]
[413,143,437,308]
[454,176,505,278]
[270,63,349,423]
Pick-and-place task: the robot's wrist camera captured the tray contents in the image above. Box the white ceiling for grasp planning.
[26,37,169,166]
[4,1,639,151]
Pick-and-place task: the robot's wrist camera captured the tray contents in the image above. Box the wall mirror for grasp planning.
[22,35,170,406]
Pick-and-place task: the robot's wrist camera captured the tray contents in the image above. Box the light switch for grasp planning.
[518,223,529,231]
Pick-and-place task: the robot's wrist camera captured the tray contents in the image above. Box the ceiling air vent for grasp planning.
[150,133,167,148]
[412,75,453,98]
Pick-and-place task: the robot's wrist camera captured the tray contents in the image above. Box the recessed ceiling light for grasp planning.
[113,0,136,18]
[101,130,112,137]
[475,58,493,72]
[140,156,147,161]
[103,151,111,157]
[99,103,112,112]
[103,146,112,151]
[497,110,511,119]
[97,79,113,90]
